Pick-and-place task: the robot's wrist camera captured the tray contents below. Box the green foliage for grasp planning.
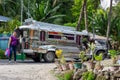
[108,50,117,58]
[79,51,87,63]
[82,71,95,80]
[64,22,77,27]
[0,0,65,24]
[64,70,73,80]
[117,51,120,55]
[60,56,66,64]
[0,49,6,59]
[88,42,95,51]
[0,18,20,33]
[94,53,103,61]
[7,19,21,31]
[112,2,120,17]
[54,0,74,24]
[30,0,65,24]
[56,70,73,80]
[58,77,64,80]
[71,0,82,19]
[88,42,96,61]
[94,53,103,66]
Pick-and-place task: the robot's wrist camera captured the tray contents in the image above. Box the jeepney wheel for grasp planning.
[43,52,55,63]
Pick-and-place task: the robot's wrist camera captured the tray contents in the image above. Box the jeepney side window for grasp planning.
[49,35,61,39]
[23,30,28,37]
[63,33,74,40]
[33,30,39,37]
[48,32,61,40]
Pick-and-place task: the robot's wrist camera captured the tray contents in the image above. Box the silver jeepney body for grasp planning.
[19,20,89,59]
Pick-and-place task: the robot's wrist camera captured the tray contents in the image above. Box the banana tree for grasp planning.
[30,0,65,23]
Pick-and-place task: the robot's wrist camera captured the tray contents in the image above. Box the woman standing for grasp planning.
[8,31,18,63]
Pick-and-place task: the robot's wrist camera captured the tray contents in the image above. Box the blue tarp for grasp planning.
[0,15,11,22]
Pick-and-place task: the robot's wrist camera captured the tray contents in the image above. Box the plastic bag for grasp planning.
[5,48,10,57]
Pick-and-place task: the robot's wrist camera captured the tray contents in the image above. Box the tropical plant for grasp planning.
[82,71,95,80]
[52,0,74,24]
[60,56,66,65]
[0,0,65,24]
[7,19,21,33]
[79,51,87,63]
[94,53,103,66]
[0,18,20,33]
[108,50,117,58]
[0,49,6,59]
[88,42,96,60]
[109,50,118,64]
[89,9,108,36]
[64,70,73,80]
[30,0,65,24]
[56,70,73,80]
[71,0,101,31]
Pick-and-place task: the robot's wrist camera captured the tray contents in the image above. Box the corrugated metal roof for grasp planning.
[19,21,88,35]
[0,15,11,22]
[36,22,75,31]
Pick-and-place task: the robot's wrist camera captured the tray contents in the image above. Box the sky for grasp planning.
[100,0,120,10]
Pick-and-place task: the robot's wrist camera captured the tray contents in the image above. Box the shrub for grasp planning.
[94,53,103,65]
[108,50,117,58]
[0,49,7,59]
[79,51,87,63]
[56,70,73,80]
[64,70,73,80]
[82,71,95,80]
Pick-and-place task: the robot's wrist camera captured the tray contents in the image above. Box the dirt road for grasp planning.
[0,60,57,80]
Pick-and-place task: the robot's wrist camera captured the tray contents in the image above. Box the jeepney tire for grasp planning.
[43,52,55,63]
[96,50,106,60]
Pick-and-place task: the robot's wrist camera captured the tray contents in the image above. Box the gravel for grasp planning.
[0,60,57,80]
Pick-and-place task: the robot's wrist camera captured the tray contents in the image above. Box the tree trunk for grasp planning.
[106,0,113,50]
[76,0,86,31]
[21,0,23,25]
[84,0,88,31]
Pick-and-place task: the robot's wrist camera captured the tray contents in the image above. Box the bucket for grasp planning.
[73,62,82,69]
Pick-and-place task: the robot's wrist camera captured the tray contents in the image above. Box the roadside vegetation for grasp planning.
[0,49,7,59]
[54,43,120,80]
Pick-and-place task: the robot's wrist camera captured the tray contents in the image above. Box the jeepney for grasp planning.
[17,20,108,62]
